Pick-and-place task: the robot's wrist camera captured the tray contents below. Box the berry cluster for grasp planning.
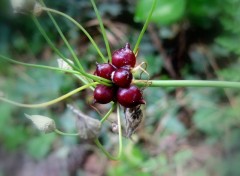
[93,43,145,108]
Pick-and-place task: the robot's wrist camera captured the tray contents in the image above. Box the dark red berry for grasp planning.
[95,63,116,80]
[112,43,136,68]
[117,85,145,108]
[94,85,115,104]
[112,68,133,88]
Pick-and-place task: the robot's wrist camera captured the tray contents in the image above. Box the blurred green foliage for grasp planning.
[135,0,186,25]
[0,0,240,175]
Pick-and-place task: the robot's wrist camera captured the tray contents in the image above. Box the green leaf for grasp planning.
[135,0,186,25]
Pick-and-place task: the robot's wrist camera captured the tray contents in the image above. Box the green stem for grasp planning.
[90,0,111,62]
[100,102,116,123]
[41,7,107,63]
[94,104,123,160]
[116,104,123,159]
[133,80,240,89]
[32,16,79,71]
[40,3,84,72]
[133,0,157,54]
[0,82,98,108]
[0,54,80,75]
[55,129,79,136]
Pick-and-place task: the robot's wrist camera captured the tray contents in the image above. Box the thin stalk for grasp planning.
[90,0,111,62]
[133,80,240,89]
[39,3,84,72]
[116,104,123,159]
[100,102,116,123]
[41,7,107,63]
[94,104,123,160]
[0,54,81,75]
[55,129,79,136]
[133,0,157,54]
[94,139,117,160]
[32,16,79,71]
[0,82,98,108]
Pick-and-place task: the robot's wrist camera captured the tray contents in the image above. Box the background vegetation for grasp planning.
[1,0,240,175]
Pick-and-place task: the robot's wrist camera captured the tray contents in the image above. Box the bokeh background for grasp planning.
[1,0,240,175]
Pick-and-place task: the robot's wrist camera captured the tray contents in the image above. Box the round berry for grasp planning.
[95,63,116,80]
[117,85,145,108]
[94,85,115,104]
[112,43,136,68]
[112,68,133,88]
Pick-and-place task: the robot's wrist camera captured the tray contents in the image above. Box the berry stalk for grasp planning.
[90,0,111,62]
[133,0,157,54]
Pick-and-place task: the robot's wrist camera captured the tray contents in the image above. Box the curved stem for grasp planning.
[94,104,123,160]
[55,129,79,136]
[133,80,240,89]
[0,82,98,108]
[41,7,107,63]
[133,0,157,54]
[100,102,116,123]
[90,0,111,62]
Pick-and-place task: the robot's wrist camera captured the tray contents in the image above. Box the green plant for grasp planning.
[1,0,240,162]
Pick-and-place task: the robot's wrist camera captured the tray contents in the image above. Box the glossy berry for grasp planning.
[95,63,116,80]
[117,85,145,108]
[112,68,133,88]
[112,43,136,68]
[94,85,115,104]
